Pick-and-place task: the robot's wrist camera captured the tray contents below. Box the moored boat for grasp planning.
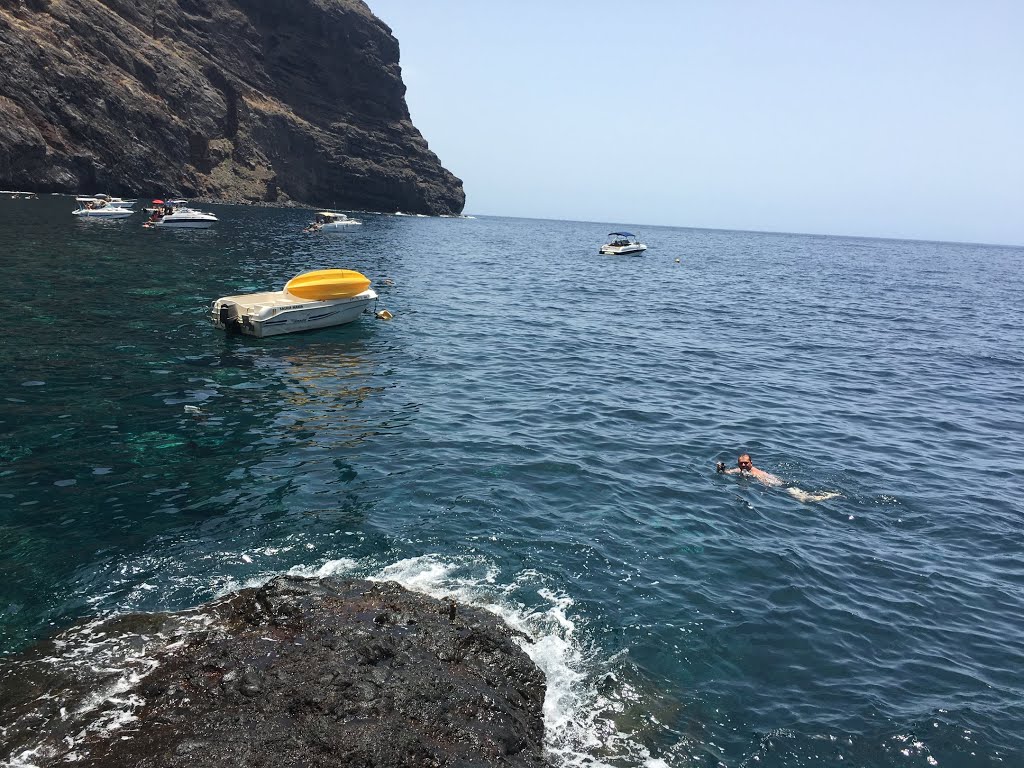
[304,211,361,232]
[150,206,218,228]
[72,199,134,218]
[599,232,647,255]
[76,194,136,209]
[211,270,378,337]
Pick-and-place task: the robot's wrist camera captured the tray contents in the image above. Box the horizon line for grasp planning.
[463,212,1024,250]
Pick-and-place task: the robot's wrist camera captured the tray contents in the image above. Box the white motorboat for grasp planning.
[72,199,134,218]
[151,206,218,228]
[211,269,378,338]
[76,194,136,209]
[304,211,361,232]
[599,231,647,255]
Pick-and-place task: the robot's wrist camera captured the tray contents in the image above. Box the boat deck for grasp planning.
[217,289,375,309]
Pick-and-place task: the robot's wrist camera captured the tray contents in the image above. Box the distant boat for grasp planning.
[211,269,377,337]
[304,211,361,232]
[148,206,218,228]
[599,232,647,255]
[72,199,133,218]
[76,194,136,209]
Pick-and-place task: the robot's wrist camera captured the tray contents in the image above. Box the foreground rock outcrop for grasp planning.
[0,577,547,767]
[0,0,464,214]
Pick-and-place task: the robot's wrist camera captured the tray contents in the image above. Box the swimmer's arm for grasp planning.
[716,462,742,475]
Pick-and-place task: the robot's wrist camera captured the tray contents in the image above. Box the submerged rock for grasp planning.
[0,0,464,214]
[0,577,547,767]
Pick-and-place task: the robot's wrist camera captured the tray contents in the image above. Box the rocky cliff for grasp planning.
[0,576,547,767]
[0,0,464,214]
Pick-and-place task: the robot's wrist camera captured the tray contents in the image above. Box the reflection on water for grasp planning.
[276,342,388,445]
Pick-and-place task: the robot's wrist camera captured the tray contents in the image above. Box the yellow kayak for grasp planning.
[284,269,371,300]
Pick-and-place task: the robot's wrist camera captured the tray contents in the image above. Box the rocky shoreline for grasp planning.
[0,577,548,767]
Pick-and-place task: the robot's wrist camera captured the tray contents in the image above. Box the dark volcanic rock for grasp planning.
[0,577,547,767]
[0,0,464,214]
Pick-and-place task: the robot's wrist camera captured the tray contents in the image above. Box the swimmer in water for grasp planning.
[716,453,840,502]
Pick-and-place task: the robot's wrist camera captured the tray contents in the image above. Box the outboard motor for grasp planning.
[219,303,241,335]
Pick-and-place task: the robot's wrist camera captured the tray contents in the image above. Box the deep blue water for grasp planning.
[1,194,1022,767]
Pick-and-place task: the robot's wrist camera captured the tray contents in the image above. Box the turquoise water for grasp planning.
[1,194,1022,766]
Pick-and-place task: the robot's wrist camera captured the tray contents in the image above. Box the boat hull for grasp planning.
[72,209,134,218]
[154,219,216,228]
[153,207,218,228]
[211,289,377,338]
[599,243,647,255]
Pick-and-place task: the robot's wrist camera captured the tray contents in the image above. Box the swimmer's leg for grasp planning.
[786,487,841,503]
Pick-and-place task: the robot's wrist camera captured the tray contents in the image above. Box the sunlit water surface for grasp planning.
[1,196,1022,767]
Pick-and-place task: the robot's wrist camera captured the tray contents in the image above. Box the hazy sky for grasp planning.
[371,1,1024,245]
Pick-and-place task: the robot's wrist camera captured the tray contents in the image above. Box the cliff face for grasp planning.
[0,0,464,214]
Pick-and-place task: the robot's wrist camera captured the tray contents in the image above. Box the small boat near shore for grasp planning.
[76,194,137,209]
[599,232,647,255]
[154,208,218,228]
[144,202,218,228]
[72,200,134,218]
[211,269,378,337]
[304,211,361,232]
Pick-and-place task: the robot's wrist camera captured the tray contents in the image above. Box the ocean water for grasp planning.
[1,194,1022,767]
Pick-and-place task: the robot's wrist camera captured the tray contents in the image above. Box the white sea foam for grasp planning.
[5,747,47,768]
[1,612,215,767]
[288,556,360,579]
[362,554,658,767]
[210,555,362,599]
[213,551,668,765]
[9,551,661,767]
